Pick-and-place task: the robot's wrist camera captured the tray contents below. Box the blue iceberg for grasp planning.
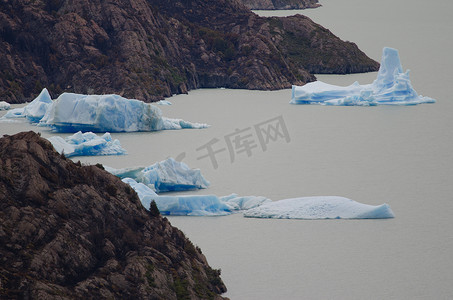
[220,194,271,211]
[243,196,395,219]
[107,158,210,193]
[154,195,231,216]
[122,178,230,216]
[39,92,208,132]
[291,47,435,106]
[2,107,24,119]
[156,100,172,105]
[1,88,52,121]
[0,101,10,111]
[48,131,126,157]
[121,178,270,216]
[24,88,53,122]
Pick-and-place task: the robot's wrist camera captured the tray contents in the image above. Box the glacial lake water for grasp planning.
[1,0,453,298]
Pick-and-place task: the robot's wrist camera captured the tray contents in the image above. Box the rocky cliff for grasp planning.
[0,0,378,103]
[240,0,320,10]
[0,131,227,299]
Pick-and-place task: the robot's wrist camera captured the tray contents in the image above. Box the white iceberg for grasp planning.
[122,178,230,216]
[220,193,272,211]
[1,88,52,121]
[156,100,172,105]
[243,196,395,219]
[121,177,158,211]
[154,195,232,216]
[39,92,208,132]
[291,47,435,106]
[0,101,10,111]
[24,88,52,122]
[121,178,270,216]
[107,158,210,193]
[2,107,25,118]
[48,131,126,157]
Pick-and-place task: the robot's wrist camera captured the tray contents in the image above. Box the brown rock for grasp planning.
[0,131,227,299]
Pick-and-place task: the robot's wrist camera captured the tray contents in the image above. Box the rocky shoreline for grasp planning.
[0,0,378,104]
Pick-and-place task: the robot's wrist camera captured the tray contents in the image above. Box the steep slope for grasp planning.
[0,0,378,103]
[0,131,226,299]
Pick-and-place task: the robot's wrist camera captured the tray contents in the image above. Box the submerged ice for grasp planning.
[48,131,126,157]
[243,196,395,219]
[291,47,435,106]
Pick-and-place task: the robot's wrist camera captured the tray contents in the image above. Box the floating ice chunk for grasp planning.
[48,131,126,157]
[156,100,172,105]
[291,47,435,106]
[107,158,210,193]
[220,193,272,211]
[105,166,145,181]
[154,195,231,216]
[162,117,209,130]
[2,107,24,119]
[244,196,395,219]
[39,92,208,132]
[121,177,230,216]
[24,88,52,122]
[0,101,10,111]
[121,178,158,210]
[121,177,272,216]
[1,88,52,121]
[140,158,210,193]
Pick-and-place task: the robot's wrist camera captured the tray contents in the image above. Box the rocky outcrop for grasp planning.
[0,131,227,299]
[240,0,320,10]
[0,0,378,103]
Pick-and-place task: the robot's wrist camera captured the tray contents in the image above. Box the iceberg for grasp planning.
[156,100,172,105]
[243,196,395,219]
[39,92,208,132]
[0,101,10,111]
[2,107,24,118]
[121,178,270,216]
[48,131,126,157]
[24,88,52,122]
[154,195,231,216]
[220,193,272,211]
[141,158,210,193]
[107,157,210,193]
[291,47,435,106]
[1,88,52,121]
[121,178,230,216]
[121,178,158,211]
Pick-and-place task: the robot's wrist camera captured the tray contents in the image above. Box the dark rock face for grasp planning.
[0,131,227,299]
[240,0,320,10]
[0,0,378,103]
